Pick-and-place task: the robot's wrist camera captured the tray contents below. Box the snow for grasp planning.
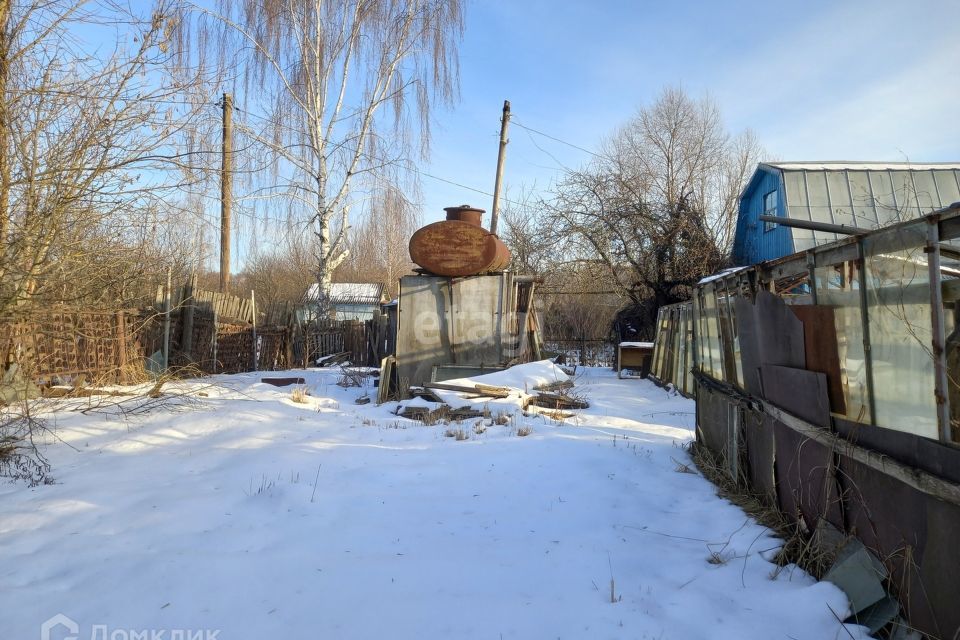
[764,161,960,172]
[0,364,869,640]
[620,341,654,349]
[698,266,749,284]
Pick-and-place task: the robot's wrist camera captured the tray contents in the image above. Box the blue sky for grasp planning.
[417,0,960,224]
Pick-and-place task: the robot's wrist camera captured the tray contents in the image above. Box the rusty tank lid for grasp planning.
[443,204,484,227]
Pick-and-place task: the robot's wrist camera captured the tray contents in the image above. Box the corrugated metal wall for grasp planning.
[732,168,794,265]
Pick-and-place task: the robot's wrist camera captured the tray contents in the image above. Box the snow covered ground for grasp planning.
[0,364,869,640]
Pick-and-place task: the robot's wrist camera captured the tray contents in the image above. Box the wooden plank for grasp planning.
[424,382,512,398]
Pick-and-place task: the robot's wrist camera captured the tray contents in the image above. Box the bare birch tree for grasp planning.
[335,181,420,298]
[180,0,462,312]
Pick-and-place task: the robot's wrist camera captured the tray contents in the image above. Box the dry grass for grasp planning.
[444,427,468,441]
[688,441,834,580]
[516,425,533,437]
[290,386,310,403]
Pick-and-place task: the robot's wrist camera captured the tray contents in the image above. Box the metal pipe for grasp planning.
[759,215,867,235]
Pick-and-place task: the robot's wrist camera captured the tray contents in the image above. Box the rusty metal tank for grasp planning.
[408,205,511,277]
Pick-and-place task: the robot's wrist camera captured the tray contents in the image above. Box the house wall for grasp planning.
[732,168,794,265]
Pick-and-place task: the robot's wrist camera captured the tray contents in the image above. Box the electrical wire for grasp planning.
[511,119,605,160]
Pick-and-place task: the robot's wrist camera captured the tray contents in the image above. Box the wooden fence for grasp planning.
[0,281,395,389]
[0,309,145,385]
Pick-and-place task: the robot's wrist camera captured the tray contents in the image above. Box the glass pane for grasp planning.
[794,235,817,252]
[671,308,682,384]
[933,170,960,208]
[814,260,871,423]
[862,223,938,438]
[702,286,723,381]
[827,171,855,226]
[813,229,839,246]
[912,170,939,212]
[679,304,691,394]
[784,171,808,209]
[806,171,832,224]
[651,308,664,378]
[684,303,696,395]
[848,171,879,227]
[870,171,900,226]
[727,292,744,388]
[891,171,920,220]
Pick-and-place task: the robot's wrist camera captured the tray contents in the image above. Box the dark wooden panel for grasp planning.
[755,290,806,370]
[735,296,763,396]
[761,364,831,428]
[790,305,847,414]
[696,386,730,456]
[773,420,843,531]
[834,416,960,485]
[744,411,776,502]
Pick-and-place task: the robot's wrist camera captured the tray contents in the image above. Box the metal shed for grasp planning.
[395,272,538,386]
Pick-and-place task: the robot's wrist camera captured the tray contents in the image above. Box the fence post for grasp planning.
[251,289,258,372]
[181,273,196,358]
[162,266,171,373]
[116,311,127,383]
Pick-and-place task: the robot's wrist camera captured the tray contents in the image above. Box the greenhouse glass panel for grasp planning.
[862,222,938,438]
[793,230,816,252]
[912,170,939,211]
[890,171,920,220]
[806,171,832,224]
[726,290,744,388]
[702,286,723,381]
[671,308,682,385]
[651,308,666,378]
[814,260,871,423]
[847,171,879,227]
[827,171,855,226]
[813,230,839,246]
[694,294,707,375]
[679,304,692,394]
[784,171,812,221]
[933,170,960,207]
[870,171,900,226]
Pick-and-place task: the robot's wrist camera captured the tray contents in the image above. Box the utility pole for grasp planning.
[490,99,510,236]
[220,92,233,292]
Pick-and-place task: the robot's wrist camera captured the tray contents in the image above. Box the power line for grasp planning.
[511,119,604,159]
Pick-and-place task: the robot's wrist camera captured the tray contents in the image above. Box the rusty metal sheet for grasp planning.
[790,305,847,415]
